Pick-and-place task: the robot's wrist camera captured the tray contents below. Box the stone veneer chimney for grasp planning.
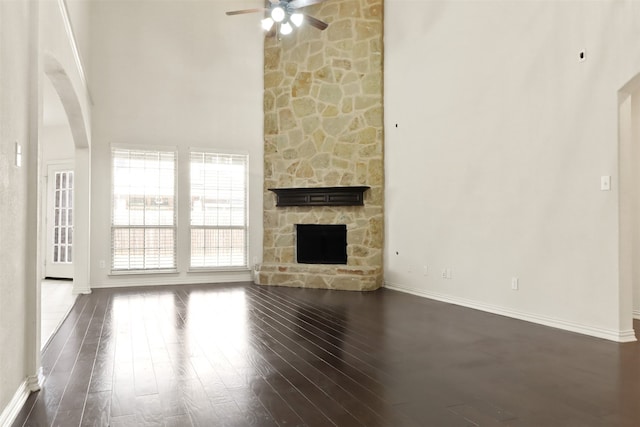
[255,0,384,291]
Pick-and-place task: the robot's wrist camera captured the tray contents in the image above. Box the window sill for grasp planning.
[109,269,179,276]
[187,267,250,274]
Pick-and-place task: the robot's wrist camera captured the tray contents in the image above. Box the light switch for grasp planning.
[601,175,611,191]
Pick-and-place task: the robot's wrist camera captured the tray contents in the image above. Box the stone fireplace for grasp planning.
[255,0,384,291]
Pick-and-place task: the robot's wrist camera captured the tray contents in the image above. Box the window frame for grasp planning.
[110,145,178,274]
[188,149,249,271]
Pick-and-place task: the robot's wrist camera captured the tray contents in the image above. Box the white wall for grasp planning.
[384,0,640,341]
[88,0,264,287]
[0,0,38,418]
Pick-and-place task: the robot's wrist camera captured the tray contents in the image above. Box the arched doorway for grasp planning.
[38,55,91,352]
[618,72,640,339]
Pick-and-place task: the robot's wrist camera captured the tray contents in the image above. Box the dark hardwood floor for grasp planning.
[12,282,640,427]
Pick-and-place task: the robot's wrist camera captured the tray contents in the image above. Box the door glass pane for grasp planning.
[51,171,74,264]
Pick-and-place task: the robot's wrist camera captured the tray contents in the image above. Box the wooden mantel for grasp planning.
[269,186,370,207]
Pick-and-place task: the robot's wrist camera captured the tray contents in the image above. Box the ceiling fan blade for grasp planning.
[303,14,328,30]
[289,0,328,9]
[225,8,266,15]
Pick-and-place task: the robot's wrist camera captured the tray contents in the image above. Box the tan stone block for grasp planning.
[307,52,324,71]
[279,109,297,131]
[323,170,341,186]
[348,227,365,245]
[281,247,295,263]
[292,72,312,97]
[290,43,310,64]
[342,72,358,84]
[355,162,367,182]
[264,92,275,112]
[318,84,342,105]
[320,134,335,152]
[288,129,303,146]
[354,95,378,110]
[309,41,324,54]
[314,66,335,83]
[341,98,353,115]
[343,82,360,97]
[353,41,369,59]
[292,97,316,117]
[364,106,383,127]
[335,39,354,52]
[312,128,326,146]
[264,47,281,70]
[275,134,290,151]
[362,73,381,95]
[328,19,354,42]
[299,141,317,158]
[340,172,355,185]
[264,113,278,135]
[369,159,383,185]
[264,248,276,263]
[355,21,382,41]
[322,105,339,117]
[264,211,279,228]
[283,148,298,160]
[354,59,369,73]
[369,37,382,55]
[322,3,339,16]
[365,3,382,19]
[275,233,293,247]
[265,71,284,89]
[370,52,382,71]
[333,142,355,159]
[309,153,330,170]
[307,275,328,288]
[286,160,300,175]
[285,62,298,77]
[331,156,350,169]
[263,229,275,248]
[356,127,377,143]
[276,92,290,108]
[323,116,350,136]
[302,117,320,134]
[348,116,364,132]
[295,160,315,178]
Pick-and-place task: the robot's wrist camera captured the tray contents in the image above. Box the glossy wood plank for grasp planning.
[13,282,640,427]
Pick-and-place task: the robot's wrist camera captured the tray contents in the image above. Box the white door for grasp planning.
[45,164,74,279]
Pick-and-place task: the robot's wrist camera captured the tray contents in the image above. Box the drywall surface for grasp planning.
[384,0,640,340]
[0,0,35,415]
[89,0,264,287]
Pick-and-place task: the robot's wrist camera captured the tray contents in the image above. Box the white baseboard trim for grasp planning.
[0,380,30,427]
[385,282,638,343]
[90,271,253,289]
[634,309,640,320]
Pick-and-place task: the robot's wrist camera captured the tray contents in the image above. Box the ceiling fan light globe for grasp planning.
[271,7,285,22]
[261,17,274,31]
[280,21,293,34]
[291,13,304,27]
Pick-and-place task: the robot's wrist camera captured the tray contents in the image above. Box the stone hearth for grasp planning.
[256,0,384,291]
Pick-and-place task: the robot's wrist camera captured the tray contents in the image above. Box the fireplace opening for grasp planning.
[296,224,347,264]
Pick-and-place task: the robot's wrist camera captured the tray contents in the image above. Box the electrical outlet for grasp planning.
[99,260,106,269]
[511,277,519,290]
[442,268,452,279]
[423,265,428,276]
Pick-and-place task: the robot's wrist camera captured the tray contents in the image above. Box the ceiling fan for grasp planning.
[226,0,329,35]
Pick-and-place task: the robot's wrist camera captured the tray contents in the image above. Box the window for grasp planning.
[111,148,176,271]
[52,170,74,264]
[190,151,248,268]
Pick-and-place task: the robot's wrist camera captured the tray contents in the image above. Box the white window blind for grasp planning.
[111,148,176,271]
[190,151,248,268]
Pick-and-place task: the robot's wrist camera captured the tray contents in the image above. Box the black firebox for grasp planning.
[296,224,347,264]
